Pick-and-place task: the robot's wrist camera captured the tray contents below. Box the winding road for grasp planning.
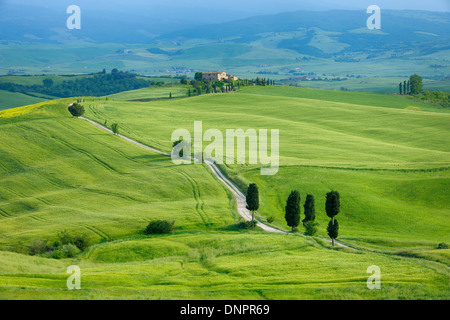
[80,116,354,248]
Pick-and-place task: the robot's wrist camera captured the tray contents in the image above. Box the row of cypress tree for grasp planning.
[285,190,340,245]
[246,184,341,246]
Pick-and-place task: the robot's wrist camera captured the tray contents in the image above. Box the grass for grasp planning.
[0,90,48,110]
[107,86,188,101]
[0,87,448,299]
[0,100,235,249]
[83,86,450,244]
[0,231,448,299]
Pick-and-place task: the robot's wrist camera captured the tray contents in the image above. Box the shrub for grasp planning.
[68,103,85,117]
[145,220,175,235]
[437,242,448,249]
[27,239,50,255]
[267,216,275,223]
[237,220,257,229]
[50,248,65,259]
[62,244,80,257]
[57,230,74,245]
[304,221,318,236]
[73,234,90,251]
[49,244,80,259]
[111,123,119,135]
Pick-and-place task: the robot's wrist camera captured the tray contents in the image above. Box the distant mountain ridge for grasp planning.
[158,10,450,58]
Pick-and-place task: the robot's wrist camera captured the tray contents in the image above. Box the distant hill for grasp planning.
[159,10,450,58]
[1,5,449,84]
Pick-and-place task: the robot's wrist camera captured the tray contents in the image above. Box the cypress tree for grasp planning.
[325,191,340,246]
[302,194,315,225]
[327,219,339,243]
[409,74,423,95]
[285,190,301,232]
[399,83,402,95]
[246,184,259,228]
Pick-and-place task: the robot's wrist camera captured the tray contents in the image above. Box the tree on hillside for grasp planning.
[399,82,403,95]
[111,123,119,135]
[194,72,203,81]
[325,191,340,246]
[68,103,85,117]
[172,139,184,158]
[285,190,301,232]
[43,78,53,88]
[403,81,407,95]
[409,74,423,95]
[302,194,315,226]
[246,183,259,228]
[327,219,339,244]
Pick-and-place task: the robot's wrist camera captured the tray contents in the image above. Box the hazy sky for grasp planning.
[1,0,449,14]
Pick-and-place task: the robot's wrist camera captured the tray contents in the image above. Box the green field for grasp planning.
[0,90,48,110]
[107,86,188,101]
[0,100,235,248]
[83,86,450,243]
[0,86,448,299]
[297,78,450,94]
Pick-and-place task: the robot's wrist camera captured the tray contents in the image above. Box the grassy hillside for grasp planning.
[83,86,450,244]
[0,101,235,249]
[0,89,448,300]
[0,90,48,110]
[0,231,448,299]
[107,86,187,101]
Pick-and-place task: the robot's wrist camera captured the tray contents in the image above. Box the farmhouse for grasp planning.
[202,71,238,81]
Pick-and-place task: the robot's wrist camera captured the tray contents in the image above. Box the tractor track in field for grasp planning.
[79,224,110,240]
[81,187,147,204]
[19,123,121,174]
[0,208,11,218]
[179,171,211,226]
[59,120,142,165]
[80,116,355,250]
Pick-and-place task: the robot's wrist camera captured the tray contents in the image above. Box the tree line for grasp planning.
[398,74,422,95]
[398,74,449,108]
[245,184,341,246]
[0,69,154,98]
[180,73,276,97]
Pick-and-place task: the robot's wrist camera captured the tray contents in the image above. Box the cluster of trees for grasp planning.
[245,184,341,246]
[412,90,450,108]
[254,77,276,86]
[0,69,154,98]
[398,74,449,108]
[284,190,340,245]
[13,230,90,259]
[399,74,423,95]
[182,73,276,96]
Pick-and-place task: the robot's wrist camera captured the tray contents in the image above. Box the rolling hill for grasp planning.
[83,86,450,244]
[0,86,448,299]
[1,7,449,87]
